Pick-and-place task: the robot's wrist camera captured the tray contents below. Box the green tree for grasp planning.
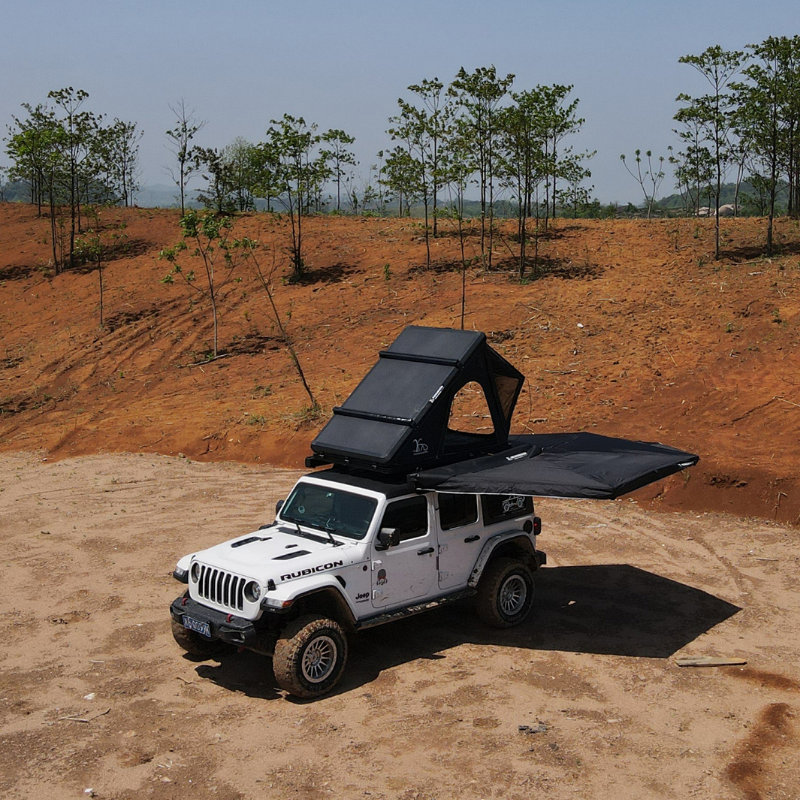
[534,84,585,225]
[448,66,514,269]
[222,137,259,212]
[47,87,104,267]
[671,111,716,214]
[733,37,800,253]
[381,145,422,220]
[193,146,236,213]
[388,98,439,265]
[497,91,547,277]
[439,119,477,327]
[406,78,452,236]
[320,129,356,213]
[75,206,128,328]
[620,149,668,219]
[264,115,326,281]
[101,119,142,207]
[166,100,205,215]
[161,211,240,358]
[5,103,56,213]
[676,45,743,258]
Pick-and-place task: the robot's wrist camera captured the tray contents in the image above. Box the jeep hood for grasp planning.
[192,525,361,582]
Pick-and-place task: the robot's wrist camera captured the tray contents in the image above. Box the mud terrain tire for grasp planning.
[273,614,348,699]
[476,557,535,628]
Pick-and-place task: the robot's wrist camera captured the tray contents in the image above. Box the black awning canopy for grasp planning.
[412,432,699,500]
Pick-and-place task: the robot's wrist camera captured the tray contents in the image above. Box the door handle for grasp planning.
[417,547,435,555]
[464,535,480,543]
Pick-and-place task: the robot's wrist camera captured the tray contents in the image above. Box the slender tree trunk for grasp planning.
[179,161,186,216]
[98,259,104,328]
[49,191,59,274]
[487,139,494,271]
[211,290,218,357]
[479,148,487,263]
[458,212,466,330]
[423,196,431,267]
[734,160,744,218]
[250,249,317,409]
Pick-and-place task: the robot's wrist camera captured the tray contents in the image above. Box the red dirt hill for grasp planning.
[1,204,799,523]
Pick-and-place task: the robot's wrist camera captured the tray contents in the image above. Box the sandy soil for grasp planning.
[1,451,798,800]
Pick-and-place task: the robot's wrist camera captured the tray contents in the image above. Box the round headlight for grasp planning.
[244,581,261,602]
[190,562,201,582]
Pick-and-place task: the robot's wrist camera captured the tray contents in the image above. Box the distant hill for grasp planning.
[133,184,203,209]
[658,180,789,214]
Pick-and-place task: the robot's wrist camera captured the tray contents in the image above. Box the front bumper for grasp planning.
[170,596,274,653]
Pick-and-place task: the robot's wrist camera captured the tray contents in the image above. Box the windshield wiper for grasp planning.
[280,516,312,540]
[282,515,343,545]
[322,520,344,547]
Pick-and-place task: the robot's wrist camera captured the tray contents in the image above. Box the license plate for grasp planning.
[183,615,212,638]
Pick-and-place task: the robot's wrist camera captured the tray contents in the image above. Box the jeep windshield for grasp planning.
[280,482,378,541]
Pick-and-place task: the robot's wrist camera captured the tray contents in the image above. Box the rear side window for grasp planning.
[438,493,478,531]
[481,494,533,524]
[379,496,429,542]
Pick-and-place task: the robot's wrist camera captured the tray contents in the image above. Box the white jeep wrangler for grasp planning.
[169,325,696,699]
[170,469,543,699]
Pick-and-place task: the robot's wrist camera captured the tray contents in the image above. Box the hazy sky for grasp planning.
[2,1,798,204]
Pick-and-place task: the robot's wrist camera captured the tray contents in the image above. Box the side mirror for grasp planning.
[275,499,284,514]
[375,527,399,551]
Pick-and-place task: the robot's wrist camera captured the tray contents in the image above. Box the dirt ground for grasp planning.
[1,451,799,800]
[1,205,800,524]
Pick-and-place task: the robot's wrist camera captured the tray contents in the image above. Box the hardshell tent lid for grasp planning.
[412,432,699,499]
[310,326,524,473]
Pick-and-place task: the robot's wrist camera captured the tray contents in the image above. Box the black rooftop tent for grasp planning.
[308,326,698,499]
[310,326,524,473]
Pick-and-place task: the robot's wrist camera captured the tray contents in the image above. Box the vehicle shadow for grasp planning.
[191,563,741,700]
[193,650,283,700]
[345,563,741,691]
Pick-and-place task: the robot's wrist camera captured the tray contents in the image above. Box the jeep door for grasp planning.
[435,493,483,590]
[371,495,437,609]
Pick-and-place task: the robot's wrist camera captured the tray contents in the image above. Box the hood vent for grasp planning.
[231,536,271,549]
[273,550,311,561]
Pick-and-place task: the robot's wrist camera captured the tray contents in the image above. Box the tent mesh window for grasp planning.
[447,381,495,434]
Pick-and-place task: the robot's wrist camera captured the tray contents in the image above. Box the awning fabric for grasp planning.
[412,432,699,499]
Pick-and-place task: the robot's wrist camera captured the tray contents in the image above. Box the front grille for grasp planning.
[196,564,245,612]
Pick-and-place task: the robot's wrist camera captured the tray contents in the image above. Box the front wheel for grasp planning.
[476,557,535,628]
[273,615,349,699]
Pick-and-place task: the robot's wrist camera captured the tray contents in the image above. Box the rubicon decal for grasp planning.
[279,560,344,582]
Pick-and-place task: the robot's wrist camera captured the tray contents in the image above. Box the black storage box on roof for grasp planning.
[310,326,524,473]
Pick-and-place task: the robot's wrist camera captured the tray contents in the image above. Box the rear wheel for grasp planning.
[273,615,348,699]
[171,618,228,657]
[476,557,535,628]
